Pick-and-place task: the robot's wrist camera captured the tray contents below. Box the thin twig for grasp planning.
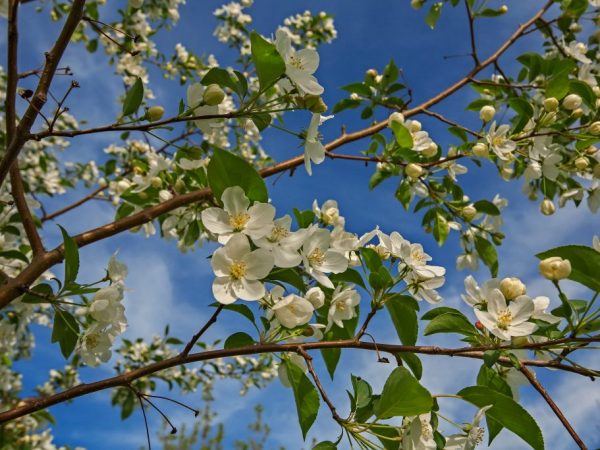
[180,304,224,357]
[298,347,342,422]
[464,0,479,66]
[520,366,588,450]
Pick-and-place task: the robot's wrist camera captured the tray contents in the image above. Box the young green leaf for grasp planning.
[224,332,254,349]
[122,77,144,116]
[250,31,286,90]
[386,294,419,346]
[286,360,320,439]
[374,367,433,418]
[52,309,80,358]
[58,225,79,286]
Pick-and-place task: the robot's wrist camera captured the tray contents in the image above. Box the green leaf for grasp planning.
[424,312,478,337]
[508,98,534,134]
[211,302,256,325]
[250,112,272,131]
[224,332,254,349]
[536,245,600,292]
[433,213,449,246]
[371,424,402,450]
[330,268,366,290]
[390,121,413,149]
[425,2,443,29]
[569,80,596,108]
[386,294,418,346]
[458,386,544,450]
[293,208,315,228]
[332,98,362,114]
[313,442,337,450]
[250,31,286,90]
[0,250,29,264]
[207,148,268,203]
[374,367,433,418]
[265,268,305,292]
[361,247,382,272]
[475,236,498,277]
[473,200,501,215]
[477,7,507,17]
[58,225,79,286]
[122,77,144,116]
[201,67,238,92]
[341,82,372,97]
[286,360,320,439]
[52,309,79,358]
[352,375,372,409]
[21,283,54,304]
[399,352,423,380]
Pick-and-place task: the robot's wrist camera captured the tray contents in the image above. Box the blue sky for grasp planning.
[2,0,600,448]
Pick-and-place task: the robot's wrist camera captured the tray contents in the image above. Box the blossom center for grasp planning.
[497,309,512,330]
[308,248,325,266]
[288,55,305,70]
[229,212,251,231]
[85,334,99,349]
[411,249,426,264]
[420,419,433,439]
[492,136,506,147]
[269,226,290,242]
[229,261,247,279]
[469,427,485,444]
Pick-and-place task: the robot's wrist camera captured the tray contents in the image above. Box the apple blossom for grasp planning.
[303,113,333,175]
[300,226,348,288]
[444,405,493,450]
[462,275,501,308]
[326,285,360,330]
[210,234,274,304]
[107,254,128,283]
[405,272,445,304]
[486,122,516,160]
[305,286,325,309]
[401,413,436,450]
[474,289,537,340]
[271,294,314,329]
[531,296,561,323]
[187,82,221,134]
[77,326,114,367]
[275,28,324,95]
[201,186,275,244]
[312,199,343,226]
[253,215,306,267]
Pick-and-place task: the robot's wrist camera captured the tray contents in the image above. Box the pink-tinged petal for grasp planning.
[201,208,232,235]
[487,288,506,316]
[211,247,232,277]
[237,279,265,300]
[221,186,249,215]
[509,321,537,337]
[295,48,320,73]
[213,277,237,304]
[320,250,349,273]
[224,233,251,260]
[244,249,274,280]
[509,296,535,324]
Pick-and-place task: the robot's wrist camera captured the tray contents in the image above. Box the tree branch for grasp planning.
[0,337,597,425]
[0,0,86,188]
[520,366,588,450]
[179,304,224,357]
[298,347,342,422]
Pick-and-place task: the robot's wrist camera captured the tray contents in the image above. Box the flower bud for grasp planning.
[147,105,165,122]
[562,94,582,111]
[158,189,173,202]
[366,69,378,78]
[305,95,328,113]
[174,179,186,193]
[543,97,559,112]
[499,277,526,300]
[475,321,484,330]
[387,112,405,127]
[472,142,489,157]
[539,256,571,281]
[571,108,584,119]
[586,145,598,155]
[479,105,496,122]
[461,205,477,221]
[588,121,600,136]
[408,120,422,133]
[405,163,424,179]
[411,0,425,9]
[422,142,438,158]
[150,176,162,188]
[540,198,555,216]
[539,111,557,127]
[499,5,508,13]
[129,0,143,8]
[203,83,225,105]
[593,86,600,97]
[574,156,589,171]
[593,163,600,179]
[305,287,325,309]
[569,22,582,33]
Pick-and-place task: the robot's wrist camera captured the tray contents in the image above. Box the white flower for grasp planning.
[474,290,537,340]
[107,253,128,283]
[300,227,348,288]
[211,234,274,304]
[253,215,306,268]
[593,235,600,252]
[278,353,307,388]
[444,405,493,450]
[456,253,479,271]
[178,157,205,170]
[402,413,437,450]
[326,285,360,330]
[187,83,221,134]
[312,199,343,226]
[89,284,125,325]
[524,137,562,181]
[531,296,561,324]
[564,41,592,64]
[486,122,516,161]
[462,275,500,308]
[588,186,600,213]
[275,29,324,95]
[201,186,275,244]
[305,286,325,308]
[399,241,446,279]
[303,113,333,175]
[405,272,445,304]
[77,326,113,367]
[271,294,314,329]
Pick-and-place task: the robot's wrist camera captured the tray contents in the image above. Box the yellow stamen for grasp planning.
[308,248,325,266]
[229,261,247,279]
[229,212,250,231]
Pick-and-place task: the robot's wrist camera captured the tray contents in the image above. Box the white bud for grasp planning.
[499,277,526,300]
[411,0,425,9]
[588,121,600,136]
[499,4,508,13]
[405,163,424,179]
[422,142,438,158]
[408,120,422,133]
[539,257,571,281]
[479,105,496,122]
[387,112,405,127]
[461,205,477,221]
[593,163,600,179]
[305,287,325,309]
[147,106,165,122]
[203,84,225,105]
[159,189,173,202]
[540,199,555,216]
[472,142,489,157]
[129,0,143,8]
[562,94,582,111]
[574,156,589,171]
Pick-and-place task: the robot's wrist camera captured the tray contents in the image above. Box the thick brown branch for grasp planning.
[10,166,45,256]
[0,338,596,425]
[0,0,86,188]
[520,366,588,450]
